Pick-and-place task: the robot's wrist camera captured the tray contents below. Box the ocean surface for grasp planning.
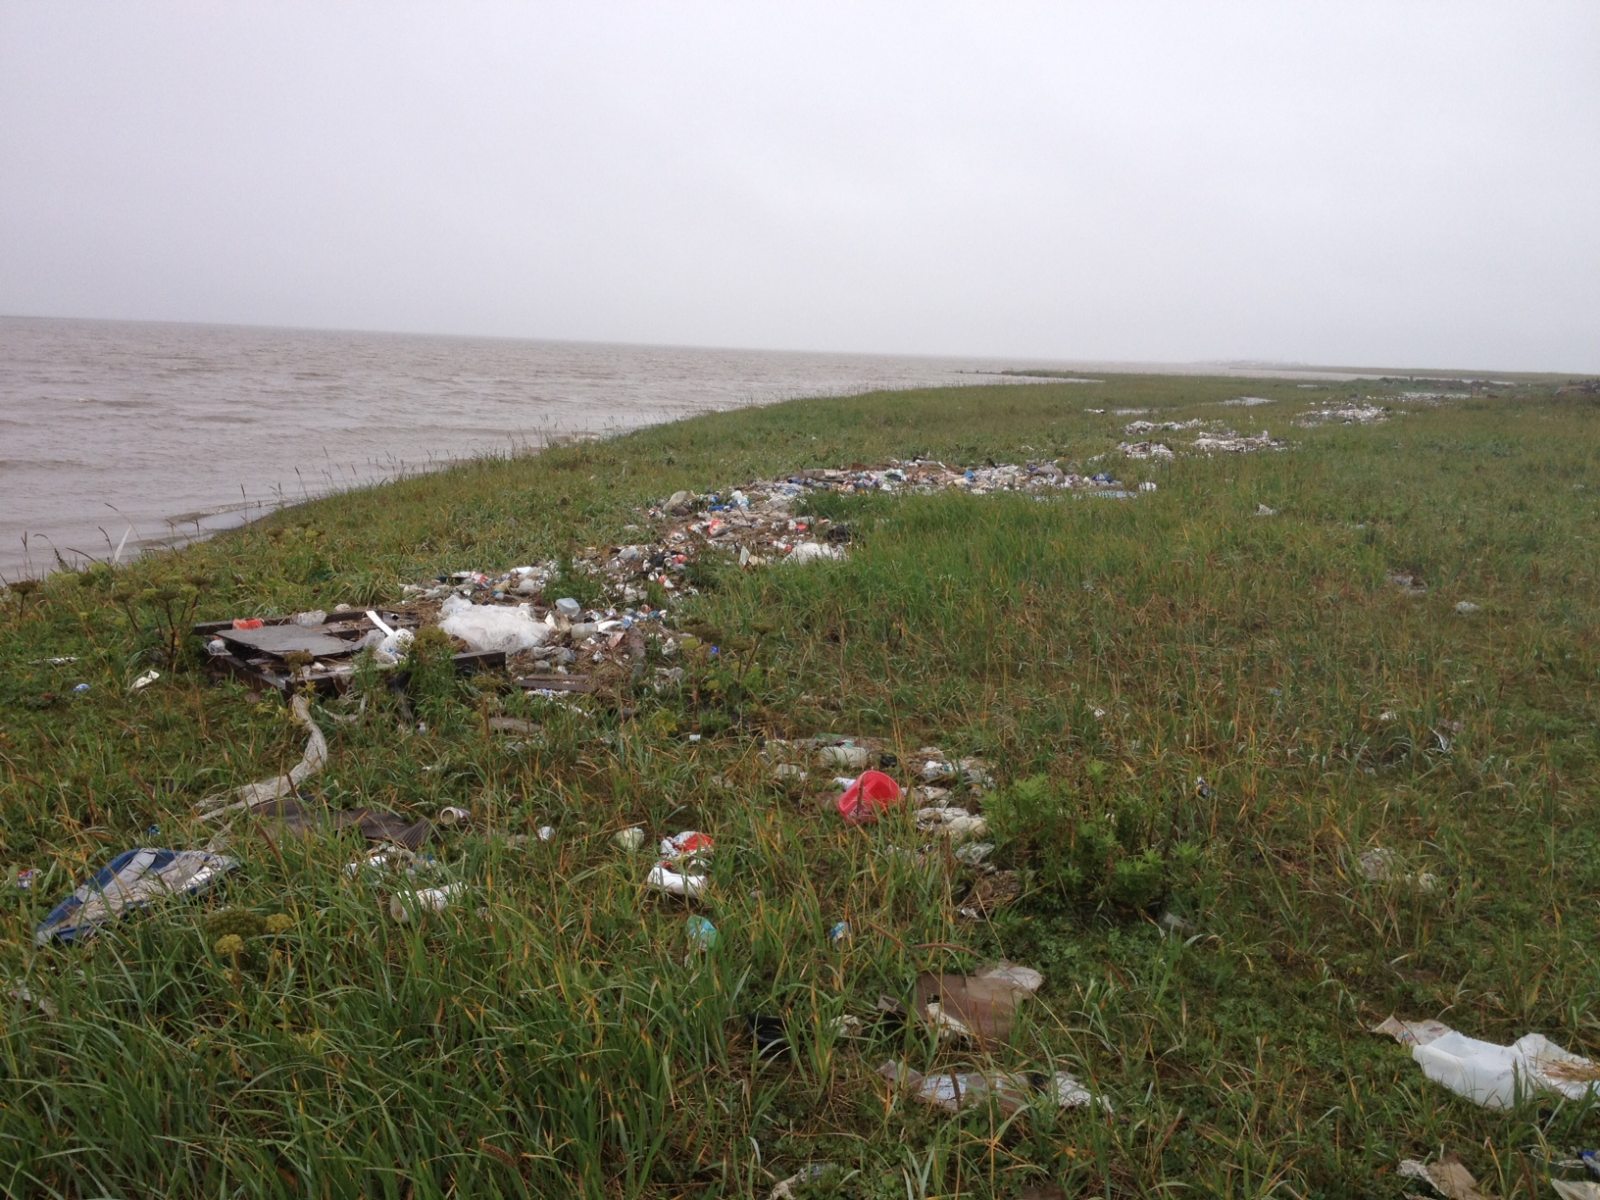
[0,316,1357,579]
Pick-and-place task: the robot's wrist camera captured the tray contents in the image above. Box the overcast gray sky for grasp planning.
[2,2,1595,371]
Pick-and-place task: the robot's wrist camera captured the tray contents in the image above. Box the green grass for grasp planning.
[2,374,1599,1198]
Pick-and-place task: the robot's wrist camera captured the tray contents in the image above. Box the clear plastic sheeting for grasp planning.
[437,595,551,654]
[878,1060,1106,1117]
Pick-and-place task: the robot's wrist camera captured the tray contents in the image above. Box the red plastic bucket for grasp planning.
[836,770,902,824]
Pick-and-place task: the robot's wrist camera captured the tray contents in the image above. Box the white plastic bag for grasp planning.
[787,542,845,564]
[1412,1030,1599,1110]
[437,595,550,654]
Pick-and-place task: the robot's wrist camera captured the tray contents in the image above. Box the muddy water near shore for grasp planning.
[0,318,1062,578]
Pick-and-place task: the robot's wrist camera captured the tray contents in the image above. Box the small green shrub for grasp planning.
[986,774,1182,913]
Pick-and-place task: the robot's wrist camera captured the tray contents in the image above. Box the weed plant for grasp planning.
[1,375,1598,1197]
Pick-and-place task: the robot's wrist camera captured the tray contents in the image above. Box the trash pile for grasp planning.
[1117,419,1287,461]
[260,457,1151,695]
[1394,389,1476,403]
[1118,441,1176,461]
[630,458,1147,572]
[1191,429,1286,454]
[1122,418,1211,435]
[1294,402,1392,426]
[198,609,506,695]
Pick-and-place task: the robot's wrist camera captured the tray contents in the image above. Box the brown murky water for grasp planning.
[0,318,1053,578]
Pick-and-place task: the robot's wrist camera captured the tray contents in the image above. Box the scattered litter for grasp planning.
[828,921,851,944]
[613,827,646,852]
[817,742,873,770]
[748,1013,789,1058]
[916,752,994,789]
[769,1165,840,1200]
[1553,1184,1600,1200]
[1375,1019,1600,1109]
[488,717,541,737]
[1529,1149,1600,1179]
[1455,600,1481,615]
[35,848,238,945]
[72,682,90,694]
[1389,571,1429,598]
[954,841,994,866]
[536,825,556,842]
[685,915,718,950]
[387,883,464,923]
[245,796,433,850]
[1397,1154,1492,1200]
[1158,911,1193,936]
[1357,847,1439,891]
[648,830,713,898]
[4,982,59,1019]
[344,846,436,879]
[130,670,160,691]
[958,869,1023,919]
[195,694,329,822]
[1222,396,1274,407]
[1255,503,1278,517]
[915,806,988,840]
[437,806,471,827]
[15,868,36,890]
[878,1060,1105,1116]
[660,830,714,858]
[836,770,902,824]
[912,962,1044,1046]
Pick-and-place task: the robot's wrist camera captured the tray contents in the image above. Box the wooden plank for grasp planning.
[218,625,363,659]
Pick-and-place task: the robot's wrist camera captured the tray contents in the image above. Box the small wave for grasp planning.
[75,396,156,410]
[0,457,86,470]
[190,412,259,425]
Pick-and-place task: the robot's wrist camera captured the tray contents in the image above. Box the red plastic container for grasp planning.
[836,770,902,825]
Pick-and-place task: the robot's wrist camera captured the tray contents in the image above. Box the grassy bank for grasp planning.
[2,374,1598,1198]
